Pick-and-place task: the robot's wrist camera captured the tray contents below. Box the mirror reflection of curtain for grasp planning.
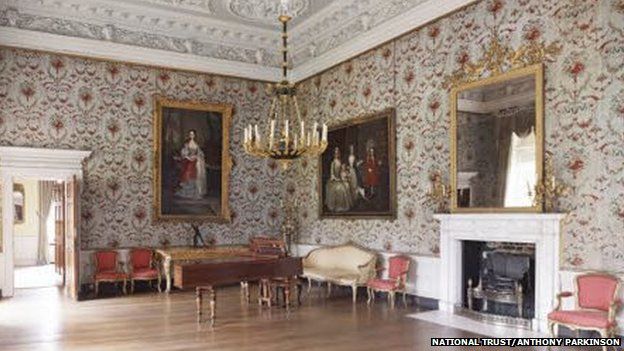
[504,130,536,207]
[495,106,535,206]
[13,190,24,223]
[37,181,56,265]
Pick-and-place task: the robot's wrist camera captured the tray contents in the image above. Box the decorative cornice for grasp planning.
[290,0,478,82]
[0,0,479,82]
[290,0,430,64]
[0,27,282,82]
[1,2,281,66]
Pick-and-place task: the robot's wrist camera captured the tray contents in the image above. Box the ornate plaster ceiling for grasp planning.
[0,0,476,81]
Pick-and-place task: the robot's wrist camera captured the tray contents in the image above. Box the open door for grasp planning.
[54,184,66,284]
[65,176,81,300]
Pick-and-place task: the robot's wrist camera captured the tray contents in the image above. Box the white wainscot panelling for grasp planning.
[296,244,440,300]
[0,253,4,296]
[296,243,624,334]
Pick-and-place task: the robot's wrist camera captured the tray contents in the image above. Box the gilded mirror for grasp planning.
[450,64,543,212]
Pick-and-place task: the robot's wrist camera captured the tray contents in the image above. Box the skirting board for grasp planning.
[295,244,624,333]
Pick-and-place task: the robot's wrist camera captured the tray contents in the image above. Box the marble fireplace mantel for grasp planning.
[433,213,566,332]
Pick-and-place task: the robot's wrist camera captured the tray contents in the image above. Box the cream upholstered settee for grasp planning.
[302,244,377,303]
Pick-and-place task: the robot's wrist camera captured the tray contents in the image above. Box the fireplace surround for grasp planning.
[434,213,565,332]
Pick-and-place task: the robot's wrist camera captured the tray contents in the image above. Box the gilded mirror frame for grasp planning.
[450,63,544,213]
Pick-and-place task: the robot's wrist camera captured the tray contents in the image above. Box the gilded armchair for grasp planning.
[129,248,161,293]
[367,255,411,308]
[93,250,128,296]
[547,272,620,351]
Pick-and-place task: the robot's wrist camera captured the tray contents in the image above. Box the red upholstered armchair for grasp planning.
[129,249,161,293]
[94,250,128,297]
[367,255,411,308]
[548,272,620,350]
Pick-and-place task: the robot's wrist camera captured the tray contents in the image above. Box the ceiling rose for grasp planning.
[228,0,309,24]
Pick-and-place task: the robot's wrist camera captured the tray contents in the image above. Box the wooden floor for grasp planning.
[0,285,599,351]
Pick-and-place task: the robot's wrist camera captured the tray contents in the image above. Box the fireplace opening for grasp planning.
[460,240,535,327]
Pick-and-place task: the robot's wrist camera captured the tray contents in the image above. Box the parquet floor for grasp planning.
[0,285,599,351]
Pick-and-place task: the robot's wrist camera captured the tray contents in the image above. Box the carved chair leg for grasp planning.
[390,292,396,309]
[327,282,332,297]
[402,291,408,306]
[130,280,135,294]
[157,275,162,293]
[367,287,372,305]
[122,279,127,295]
[307,277,312,293]
[95,281,99,297]
[548,321,556,337]
[352,285,357,303]
[598,329,610,351]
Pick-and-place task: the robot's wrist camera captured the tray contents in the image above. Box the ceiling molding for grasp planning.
[0,27,282,82]
[0,0,477,83]
[290,0,478,82]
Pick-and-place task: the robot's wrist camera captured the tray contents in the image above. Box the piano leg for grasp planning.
[296,280,302,305]
[196,287,203,323]
[164,257,172,293]
[240,281,250,303]
[209,287,216,327]
[284,280,291,311]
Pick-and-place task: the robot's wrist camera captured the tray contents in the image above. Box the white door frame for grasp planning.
[0,147,91,297]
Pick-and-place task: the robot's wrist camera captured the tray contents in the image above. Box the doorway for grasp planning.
[0,146,91,300]
[13,178,65,290]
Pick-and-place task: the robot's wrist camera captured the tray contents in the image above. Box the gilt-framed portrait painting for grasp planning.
[13,183,25,224]
[319,109,397,219]
[153,97,233,222]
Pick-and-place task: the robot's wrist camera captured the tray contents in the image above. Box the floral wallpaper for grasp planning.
[293,0,624,271]
[0,47,284,250]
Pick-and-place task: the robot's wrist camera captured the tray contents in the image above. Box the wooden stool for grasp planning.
[258,279,272,308]
[196,285,216,326]
[271,277,302,310]
[240,281,250,303]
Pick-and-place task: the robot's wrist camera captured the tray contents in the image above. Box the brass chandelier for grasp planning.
[243,3,327,169]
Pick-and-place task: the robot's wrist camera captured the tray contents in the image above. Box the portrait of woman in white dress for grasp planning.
[325,147,353,212]
[175,130,207,200]
[155,97,233,221]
